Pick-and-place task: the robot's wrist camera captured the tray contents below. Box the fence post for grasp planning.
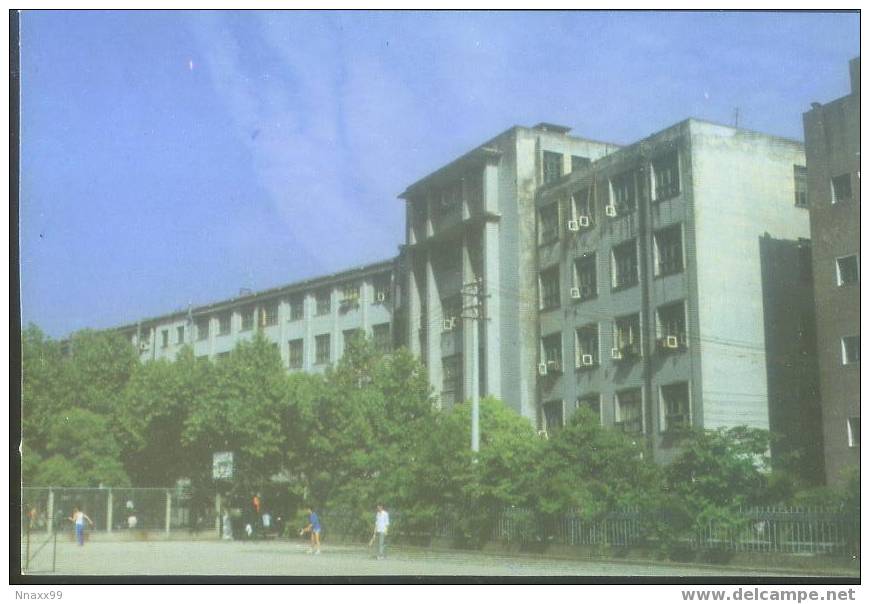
[46,489,54,536]
[106,488,113,533]
[215,493,222,536]
[165,490,172,534]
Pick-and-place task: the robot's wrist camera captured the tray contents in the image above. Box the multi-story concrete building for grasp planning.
[116,259,397,372]
[533,119,819,464]
[803,58,861,485]
[399,124,618,414]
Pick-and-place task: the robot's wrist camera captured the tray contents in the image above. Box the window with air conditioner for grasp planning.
[572,187,595,227]
[543,151,563,184]
[615,389,643,434]
[240,307,255,332]
[539,266,561,310]
[289,296,304,321]
[315,334,331,365]
[543,400,564,433]
[575,324,599,368]
[441,354,463,408]
[441,295,462,331]
[654,225,684,277]
[841,335,860,365]
[836,255,859,286]
[656,301,687,351]
[832,173,852,204]
[609,171,637,213]
[288,338,304,369]
[316,290,331,316]
[576,394,602,424]
[574,254,597,300]
[660,382,690,432]
[373,276,391,304]
[652,152,680,201]
[196,318,209,341]
[218,312,231,336]
[612,240,639,289]
[847,417,860,447]
[613,314,642,359]
[373,323,391,353]
[340,284,361,309]
[538,202,560,245]
[793,165,808,207]
[541,332,563,372]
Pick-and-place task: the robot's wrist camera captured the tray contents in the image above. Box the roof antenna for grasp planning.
[733,107,740,129]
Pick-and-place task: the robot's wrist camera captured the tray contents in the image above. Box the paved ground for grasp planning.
[21,538,824,577]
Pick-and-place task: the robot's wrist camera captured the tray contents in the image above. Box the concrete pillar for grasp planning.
[106,489,113,533]
[483,217,502,400]
[407,257,421,356]
[165,490,172,534]
[462,236,476,402]
[425,251,442,407]
[46,489,54,536]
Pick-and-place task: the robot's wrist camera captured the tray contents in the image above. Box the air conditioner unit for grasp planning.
[567,219,580,232]
[665,335,679,349]
[605,205,617,217]
[537,362,548,376]
[443,317,456,331]
[547,359,561,372]
[611,347,623,360]
[569,287,581,299]
[375,292,386,303]
[581,354,594,366]
[578,215,591,227]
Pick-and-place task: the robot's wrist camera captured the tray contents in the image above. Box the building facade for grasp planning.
[533,119,818,464]
[802,58,861,485]
[117,259,397,372]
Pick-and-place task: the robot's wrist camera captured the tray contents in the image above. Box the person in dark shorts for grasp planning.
[299,506,321,554]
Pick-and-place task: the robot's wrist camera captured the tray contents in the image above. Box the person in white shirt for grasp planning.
[370,504,390,559]
[68,506,94,546]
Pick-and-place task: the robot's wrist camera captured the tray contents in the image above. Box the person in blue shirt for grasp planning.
[299,506,321,554]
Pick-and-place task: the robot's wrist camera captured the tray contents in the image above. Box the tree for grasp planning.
[21,324,67,456]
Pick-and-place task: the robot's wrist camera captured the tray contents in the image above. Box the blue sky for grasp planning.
[20,10,859,337]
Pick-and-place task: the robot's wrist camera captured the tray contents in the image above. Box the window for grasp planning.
[575,324,599,368]
[656,301,687,350]
[654,225,684,276]
[260,302,278,327]
[373,276,391,304]
[216,351,230,360]
[441,296,462,331]
[288,339,304,369]
[218,312,231,336]
[373,323,391,353]
[539,266,560,310]
[571,155,591,172]
[612,240,638,289]
[196,317,209,341]
[161,329,169,348]
[613,314,642,359]
[652,153,680,201]
[315,334,331,365]
[576,394,601,424]
[610,171,637,212]
[836,255,859,286]
[543,400,564,433]
[841,335,860,365]
[176,325,185,345]
[847,417,860,448]
[541,332,563,371]
[661,382,690,432]
[793,165,808,207]
[343,329,362,353]
[441,354,463,407]
[538,203,560,245]
[574,254,597,300]
[316,290,331,315]
[436,181,462,214]
[832,173,852,204]
[573,187,595,226]
[615,389,643,434]
[240,307,254,332]
[340,284,361,309]
[289,296,304,321]
[543,151,563,184]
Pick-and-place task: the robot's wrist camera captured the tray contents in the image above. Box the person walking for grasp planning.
[68,506,94,546]
[369,503,390,560]
[299,506,321,554]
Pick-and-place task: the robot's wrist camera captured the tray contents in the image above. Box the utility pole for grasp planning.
[460,277,488,455]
